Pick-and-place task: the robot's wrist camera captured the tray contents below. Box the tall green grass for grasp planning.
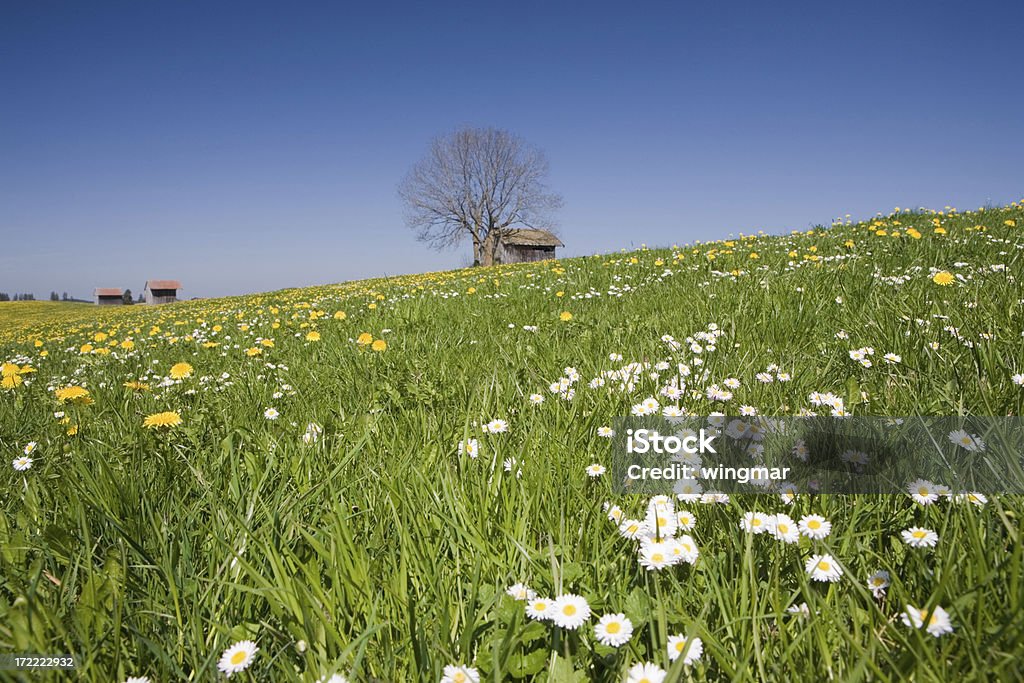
[1,204,1023,681]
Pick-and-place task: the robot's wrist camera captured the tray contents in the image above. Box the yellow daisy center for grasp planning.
[651,553,664,563]
[606,622,621,634]
[808,520,821,529]
[230,651,247,665]
[817,561,831,571]
[913,530,926,539]
[563,605,576,616]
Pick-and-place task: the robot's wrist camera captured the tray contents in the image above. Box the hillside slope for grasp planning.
[1,202,1023,681]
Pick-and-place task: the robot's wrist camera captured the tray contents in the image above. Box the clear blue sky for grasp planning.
[2,1,1022,299]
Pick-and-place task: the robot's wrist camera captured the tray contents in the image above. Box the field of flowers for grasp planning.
[2,202,1023,682]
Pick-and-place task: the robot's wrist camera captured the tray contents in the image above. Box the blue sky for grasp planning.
[2,1,1022,299]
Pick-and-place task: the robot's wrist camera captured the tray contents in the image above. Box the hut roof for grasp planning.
[501,229,564,248]
[94,288,124,297]
[145,280,182,290]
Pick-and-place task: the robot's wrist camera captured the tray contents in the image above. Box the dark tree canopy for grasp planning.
[398,127,563,266]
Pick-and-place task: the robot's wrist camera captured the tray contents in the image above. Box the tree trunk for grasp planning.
[480,231,500,267]
[472,235,482,266]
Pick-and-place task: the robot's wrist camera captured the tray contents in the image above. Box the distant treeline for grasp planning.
[0,292,89,303]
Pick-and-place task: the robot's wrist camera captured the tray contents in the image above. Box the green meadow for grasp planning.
[2,203,1023,681]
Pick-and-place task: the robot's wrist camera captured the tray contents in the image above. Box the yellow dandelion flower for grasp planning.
[906,228,922,239]
[306,331,321,342]
[2,374,24,390]
[245,347,263,357]
[123,381,150,392]
[559,311,573,322]
[66,425,79,436]
[120,340,135,350]
[356,332,373,345]
[371,339,387,352]
[1005,219,1017,227]
[79,343,94,354]
[54,386,92,404]
[932,271,955,286]
[169,362,193,380]
[260,339,275,348]
[143,411,183,429]
[333,311,347,320]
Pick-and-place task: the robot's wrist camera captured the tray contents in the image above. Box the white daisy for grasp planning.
[319,675,349,683]
[440,664,480,683]
[23,441,38,455]
[525,597,552,620]
[806,554,843,582]
[900,604,954,637]
[618,519,649,540]
[586,463,606,478]
[263,407,279,420]
[901,527,938,548]
[779,482,798,504]
[867,570,890,597]
[669,535,699,565]
[458,438,479,459]
[787,602,811,617]
[908,479,939,505]
[666,634,703,665]
[674,479,703,501]
[948,429,985,452]
[953,491,987,506]
[626,662,667,683]
[675,509,696,531]
[217,640,259,676]
[550,593,591,630]
[483,418,509,433]
[13,456,33,471]
[506,583,535,601]
[769,514,799,544]
[740,511,770,534]
[593,613,633,647]
[798,514,832,540]
[125,677,151,683]
[605,504,624,523]
[1013,373,1024,386]
[638,541,675,571]
[529,393,544,405]
[597,426,615,438]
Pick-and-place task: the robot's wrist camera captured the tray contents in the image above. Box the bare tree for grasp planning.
[398,127,563,266]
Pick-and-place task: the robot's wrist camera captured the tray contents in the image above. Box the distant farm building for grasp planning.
[94,288,124,306]
[497,229,564,264]
[144,280,181,305]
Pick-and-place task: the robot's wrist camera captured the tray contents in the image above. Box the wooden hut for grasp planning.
[496,229,564,264]
[94,287,124,306]
[143,280,181,305]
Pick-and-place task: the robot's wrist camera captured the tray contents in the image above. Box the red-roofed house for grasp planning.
[94,287,124,306]
[144,280,181,305]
